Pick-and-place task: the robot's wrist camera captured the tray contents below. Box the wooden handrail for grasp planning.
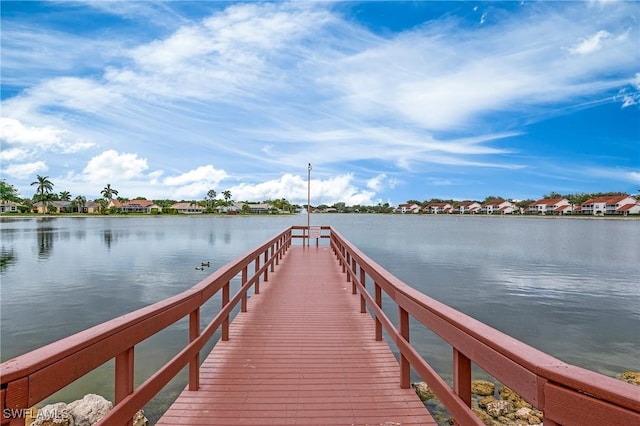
[329,228,640,426]
[1,228,296,425]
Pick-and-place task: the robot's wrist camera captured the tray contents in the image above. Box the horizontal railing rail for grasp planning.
[1,227,297,426]
[329,228,640,426]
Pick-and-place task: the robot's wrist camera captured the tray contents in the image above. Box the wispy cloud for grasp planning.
[1,1,638,203]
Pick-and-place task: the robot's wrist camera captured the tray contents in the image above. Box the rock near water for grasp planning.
[27,394,147,426]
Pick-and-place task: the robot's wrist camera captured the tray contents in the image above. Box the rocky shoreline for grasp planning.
[25,394,147,426]
[412,371,640,426]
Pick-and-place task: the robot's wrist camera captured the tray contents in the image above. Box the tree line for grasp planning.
[0,176,635,215]
[0,176,240,214]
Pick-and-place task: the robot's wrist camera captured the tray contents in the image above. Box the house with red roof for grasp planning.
[580,195,639,216]
[481,200,516,214]
[109,199,162,214]
[527,198,572,215]
[394,203,421,214]
[425,202,453,214]
[455,201,481,214]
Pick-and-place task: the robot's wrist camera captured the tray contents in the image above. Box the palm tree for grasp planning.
[223,190,232,206]
[74,195,86,213]
[207,189,217,211]
[31,175,54,214]
[101,184,119,207]
[59,191,71,201]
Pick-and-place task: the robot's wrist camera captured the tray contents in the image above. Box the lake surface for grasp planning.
[1,215,639,421]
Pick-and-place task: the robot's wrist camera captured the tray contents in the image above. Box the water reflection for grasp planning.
[0,248,16,272]
[102,229,114,248]
[36,225,55,259]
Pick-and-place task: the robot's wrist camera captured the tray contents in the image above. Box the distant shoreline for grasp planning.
[1,213,638,220]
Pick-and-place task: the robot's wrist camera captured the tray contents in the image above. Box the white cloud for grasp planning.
[81,150,149,183]
[228,173,376,206]
[0,147,30,162]
[3,161,47,179]
[367,174,387,191]
[0,117,94,154]
[627,171,640,184]
[569,30,611,55]
[0,117,63,146]
[164,165,228,186]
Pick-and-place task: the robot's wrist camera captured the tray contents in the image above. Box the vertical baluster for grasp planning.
[115,347,134,426]
[375,282,382,341]
[222,281,230,341]
[345,252,350,277]
[270,246,275,272]
[255,256,261,295]
[263,250,269,281]
[399,307,410,389]
[242,266,248,312]
[453,348,471,412]
[351,257,357,294]
[359,266,366,313]
[189,308,200,391]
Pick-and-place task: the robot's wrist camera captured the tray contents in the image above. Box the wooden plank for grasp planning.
[158,246,435,425]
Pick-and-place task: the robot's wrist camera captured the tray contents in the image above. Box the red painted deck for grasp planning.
[157,245,435,425]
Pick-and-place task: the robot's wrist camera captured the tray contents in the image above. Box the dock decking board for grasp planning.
[157,245,435,425]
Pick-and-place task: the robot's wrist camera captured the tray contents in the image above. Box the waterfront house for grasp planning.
[455,201,481,214]
[110,199,162,214]
[238,203,274,214]
[171,202,205,214]
[394,203,421,214]
[33,201,71,214]
[527,198,572,215]
[481,200,516,214]
[580,195,640,216]
[0,201,21,214]
[425,203,453,214]
[84,201,101,214]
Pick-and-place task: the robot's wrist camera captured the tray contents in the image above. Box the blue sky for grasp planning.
[1,1,639,206]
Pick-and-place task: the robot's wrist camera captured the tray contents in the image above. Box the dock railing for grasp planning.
[329,228,640,426]
[1,227,298,426]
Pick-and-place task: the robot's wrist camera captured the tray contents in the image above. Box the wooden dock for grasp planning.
[157,245,435,425]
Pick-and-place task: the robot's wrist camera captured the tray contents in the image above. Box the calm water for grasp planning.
[1,215,639,421]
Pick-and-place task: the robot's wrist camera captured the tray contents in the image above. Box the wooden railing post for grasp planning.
[399,307,410,389]
[359,266,366,313]
[275,240,280,265]
[375,282,383,341]
[255,256,261,295]
[351,257,357,294]
[263,250,269,282]
[189,308,200,391]
[241,266,248,312]
[115,346,134,425]
[345,252,350,277]
[270,246,275,272]
[222,281,230,341]
[453,348,471,413]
